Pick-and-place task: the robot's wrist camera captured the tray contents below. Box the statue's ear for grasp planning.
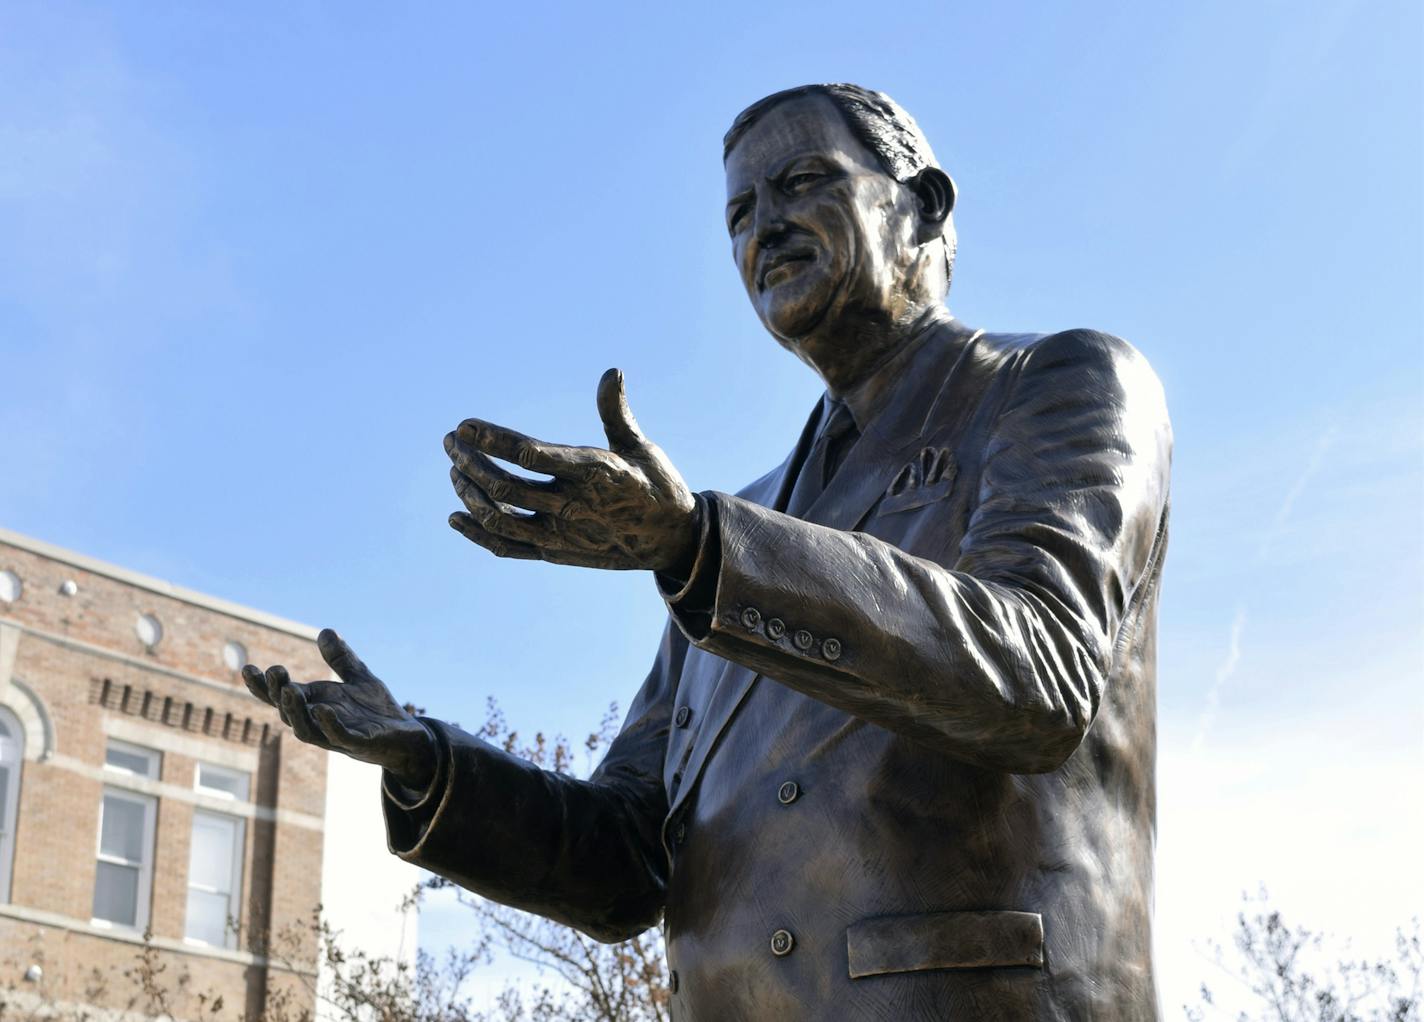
[909,167,956,243]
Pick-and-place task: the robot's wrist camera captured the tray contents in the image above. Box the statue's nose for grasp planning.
[755,214,790,249]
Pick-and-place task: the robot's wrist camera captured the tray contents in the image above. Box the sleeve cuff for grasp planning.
[655,492,721,639]
[381,718,448,813]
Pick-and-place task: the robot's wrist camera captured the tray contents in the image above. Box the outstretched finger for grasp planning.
[450,469,560,547]
[454,419,599,482]
[263,665,292,716]
[449,512,628,570]
[450,466,515,523]
[448,511,542,561]
[449,471,616,559]
[281,685,329,749]
[445,433,585,519]
[242,665,274,706]
[317,629,373,685]
[596,368,645,451]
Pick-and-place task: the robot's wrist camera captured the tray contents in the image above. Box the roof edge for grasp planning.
[0,526,320,641]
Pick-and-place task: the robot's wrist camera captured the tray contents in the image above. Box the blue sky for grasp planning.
[2,0,1420,1013]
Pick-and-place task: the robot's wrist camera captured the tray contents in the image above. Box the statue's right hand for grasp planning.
[242,629,436,792]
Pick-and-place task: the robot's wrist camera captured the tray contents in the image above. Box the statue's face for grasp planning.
[724,94,922,346]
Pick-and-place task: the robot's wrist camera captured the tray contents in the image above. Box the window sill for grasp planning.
[183,936,237,952]
[0,902,315,976]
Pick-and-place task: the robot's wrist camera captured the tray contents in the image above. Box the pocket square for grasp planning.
[880,447,957,514]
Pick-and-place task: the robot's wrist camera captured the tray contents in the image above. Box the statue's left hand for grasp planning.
[444,369,698,573]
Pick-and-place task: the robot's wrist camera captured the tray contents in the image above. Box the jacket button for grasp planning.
[741,606,761,629]
[672,771,682,786]
[765,617,786,639]
[777,780,800,805]
[770,929,795,956]
[822,637,842,661]
[674,705,692,728]
[793,629,814,651]
[669,970,679,993]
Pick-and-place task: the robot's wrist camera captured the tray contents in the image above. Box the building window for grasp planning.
[93,740,160,930]
[221,640,248,673]
[92,788,157,930]
[185,811,244,948]
[134,613,163,650]
[104,739,161,780]
[0,707,24,901]
[195,762,250,802]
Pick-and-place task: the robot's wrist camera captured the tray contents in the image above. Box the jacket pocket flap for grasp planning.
[847,910,1044,978]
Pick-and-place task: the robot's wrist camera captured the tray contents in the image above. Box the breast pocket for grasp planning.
[865,451,968,560]
[878,477,954,515]
[846,910,1044,978]
[878,446,958,517]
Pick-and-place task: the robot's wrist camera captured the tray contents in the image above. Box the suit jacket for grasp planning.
[384,311,1173,1020]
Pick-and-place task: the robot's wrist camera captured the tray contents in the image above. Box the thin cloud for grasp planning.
[1257,425,1337,563]
[1193,424,1336,751]
[1191,605,1246,754]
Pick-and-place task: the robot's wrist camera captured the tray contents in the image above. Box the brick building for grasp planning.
[0,527,417,1019]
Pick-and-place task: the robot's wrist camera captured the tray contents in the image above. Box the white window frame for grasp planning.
[184,810,245,949]
[194,761,250,802]
[0,706,24,902]
[103,739,161,781]
[92,787,157,932]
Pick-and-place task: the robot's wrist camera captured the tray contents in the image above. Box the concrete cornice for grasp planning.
[6,618,263,699]
[0,526,318,640]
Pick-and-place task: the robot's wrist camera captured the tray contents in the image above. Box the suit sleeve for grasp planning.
[381,621,685,942]
[662,330,1172,773]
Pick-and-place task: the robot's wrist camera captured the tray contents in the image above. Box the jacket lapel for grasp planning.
[804,316,982,532]
[668,316,982,821]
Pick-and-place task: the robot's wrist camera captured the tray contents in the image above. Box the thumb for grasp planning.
[317,628,375,686]
[596,368,645,451]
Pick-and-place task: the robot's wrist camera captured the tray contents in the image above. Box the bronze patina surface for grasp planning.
[246,84,1172,1020]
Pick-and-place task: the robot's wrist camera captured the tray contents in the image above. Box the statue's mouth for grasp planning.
[759,249,817,290]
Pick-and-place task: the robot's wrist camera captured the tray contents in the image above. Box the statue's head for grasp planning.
[723,84,956,352]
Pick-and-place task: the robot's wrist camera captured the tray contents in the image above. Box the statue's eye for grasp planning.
[784,172,822,193]
[727,204,749,234]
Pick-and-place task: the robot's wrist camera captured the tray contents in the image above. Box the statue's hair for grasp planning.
[724,83,955,287]
[723,83,941,181]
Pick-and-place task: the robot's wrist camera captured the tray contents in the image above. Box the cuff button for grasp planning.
[741,606,762,630]
[793,629,814,652]
[822,637,842,661]
[766,617,785,640]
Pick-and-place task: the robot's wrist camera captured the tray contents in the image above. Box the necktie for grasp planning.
[786,398,860,517]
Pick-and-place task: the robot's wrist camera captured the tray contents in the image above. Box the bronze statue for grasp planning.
[245,84,1173,1020]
